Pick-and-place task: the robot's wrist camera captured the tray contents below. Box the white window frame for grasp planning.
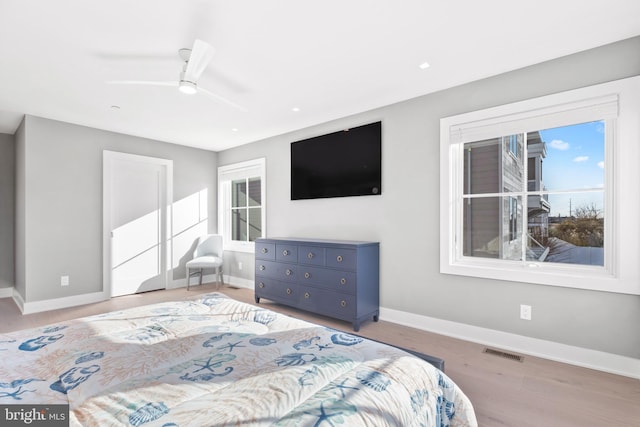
[218,158,266,253]
[440,76,640,295]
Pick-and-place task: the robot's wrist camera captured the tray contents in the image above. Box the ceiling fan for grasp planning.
[108,39,246,111]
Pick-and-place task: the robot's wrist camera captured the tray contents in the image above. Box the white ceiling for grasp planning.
[1,0,638,152]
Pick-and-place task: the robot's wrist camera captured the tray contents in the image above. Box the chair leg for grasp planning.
[199,268,203,286]
[186,268,190,291]
[215,267,223,290]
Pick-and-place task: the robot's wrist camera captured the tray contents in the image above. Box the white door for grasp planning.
[104,152,172,297]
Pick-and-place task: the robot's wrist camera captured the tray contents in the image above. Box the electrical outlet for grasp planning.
[520,304,532,320]
[61,275,69,287]
[238,262,243,271]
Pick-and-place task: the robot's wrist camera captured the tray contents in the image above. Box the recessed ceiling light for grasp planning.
[232,128,238,132]
[292,107,300,112]
[419,62,431,69]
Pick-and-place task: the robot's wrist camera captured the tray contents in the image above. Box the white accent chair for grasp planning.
[186,234,224,290]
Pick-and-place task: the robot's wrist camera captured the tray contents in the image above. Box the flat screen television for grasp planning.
[291,121,382,200]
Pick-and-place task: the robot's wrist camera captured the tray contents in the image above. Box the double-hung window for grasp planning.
[440,76,640,295]
[218,158,266,252]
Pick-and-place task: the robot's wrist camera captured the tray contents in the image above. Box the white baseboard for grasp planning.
[0,287,13,298]
[169,274,253,290]
[14,274,251,315]
[380,306,640,379]
[224,276,254,289]
[16,290,108,315]
[12,289,25,312]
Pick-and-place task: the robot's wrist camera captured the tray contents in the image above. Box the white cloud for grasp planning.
[573,156,589,162]
[597,161,605,169]
[592,121,605,134]
[549,139,569,150]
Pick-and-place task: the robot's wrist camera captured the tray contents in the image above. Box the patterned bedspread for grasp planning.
[0,292,477,426]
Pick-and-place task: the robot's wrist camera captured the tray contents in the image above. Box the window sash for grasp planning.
[454,119,613,269]
[230,190,262,243]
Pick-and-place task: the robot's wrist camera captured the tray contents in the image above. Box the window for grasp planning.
[440,76,640,295]
[218,158,266,252]
[508,196,518,243]
[508,134,520,158]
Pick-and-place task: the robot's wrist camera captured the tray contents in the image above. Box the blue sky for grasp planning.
[538,121,605,217]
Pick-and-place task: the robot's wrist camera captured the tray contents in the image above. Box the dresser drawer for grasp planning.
[298,265,356,294]
[254,276,280,300]
[255,277,298,304]
[298,286,356,319]
[326,248,357,270]
[276,243,298,262]
[256,260,297,282]
[255,241,276,260]
[298,245,325,266]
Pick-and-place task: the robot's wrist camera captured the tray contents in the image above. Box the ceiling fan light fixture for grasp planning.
[179,80,197,95]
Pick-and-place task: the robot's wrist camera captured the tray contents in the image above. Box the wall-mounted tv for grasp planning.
[291,121,382,200]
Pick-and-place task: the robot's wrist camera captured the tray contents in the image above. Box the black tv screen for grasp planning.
[291,121,382,200]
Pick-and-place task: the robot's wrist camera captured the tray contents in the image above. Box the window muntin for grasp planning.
[440,77,640,295]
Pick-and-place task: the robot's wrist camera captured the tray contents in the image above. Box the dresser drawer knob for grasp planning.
[259,265,265,271]
[304,292,310,299]
[340,278,347,285]
[285,269,293,276]
[282,249,289,256]
[261,247,268,254]
[286,288,292,295]
[307,252,314,259]
[340,300,347,307]
[336,255,343,262]
[258,282,265,289]
[304,272,311,279]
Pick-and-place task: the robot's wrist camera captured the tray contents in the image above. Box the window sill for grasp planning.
[441,258,639,295]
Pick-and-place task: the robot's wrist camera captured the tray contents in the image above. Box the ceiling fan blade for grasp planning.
[198,87,247,112]
[184,39,214,82]
[107,80,178,87]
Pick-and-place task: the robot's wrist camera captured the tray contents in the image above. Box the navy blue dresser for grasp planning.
[254,237,379,331]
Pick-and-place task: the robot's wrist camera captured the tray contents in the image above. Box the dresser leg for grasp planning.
[255,296,261,304]
[353,321,360,332]
[373,312,379,322]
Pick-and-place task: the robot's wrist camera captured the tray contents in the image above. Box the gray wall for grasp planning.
[16,116,218,303]
[218,36,640,359]
[0,133,15,289]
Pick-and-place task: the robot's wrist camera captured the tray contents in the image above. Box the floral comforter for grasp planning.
[0,292,477,426]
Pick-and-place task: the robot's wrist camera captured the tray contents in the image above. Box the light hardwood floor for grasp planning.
[1,285,638,426]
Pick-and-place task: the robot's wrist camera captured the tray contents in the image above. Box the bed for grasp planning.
[0,292,477,426]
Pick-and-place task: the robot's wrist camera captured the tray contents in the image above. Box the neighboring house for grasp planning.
[526,131,551,260]
[462,131,550,261]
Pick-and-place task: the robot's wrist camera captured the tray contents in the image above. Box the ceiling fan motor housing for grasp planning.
[179,71,197,94]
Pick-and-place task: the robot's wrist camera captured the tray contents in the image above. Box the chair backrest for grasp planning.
[194,234,223,258]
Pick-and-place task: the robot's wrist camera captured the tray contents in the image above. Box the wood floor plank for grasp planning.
[1,285,638,426]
